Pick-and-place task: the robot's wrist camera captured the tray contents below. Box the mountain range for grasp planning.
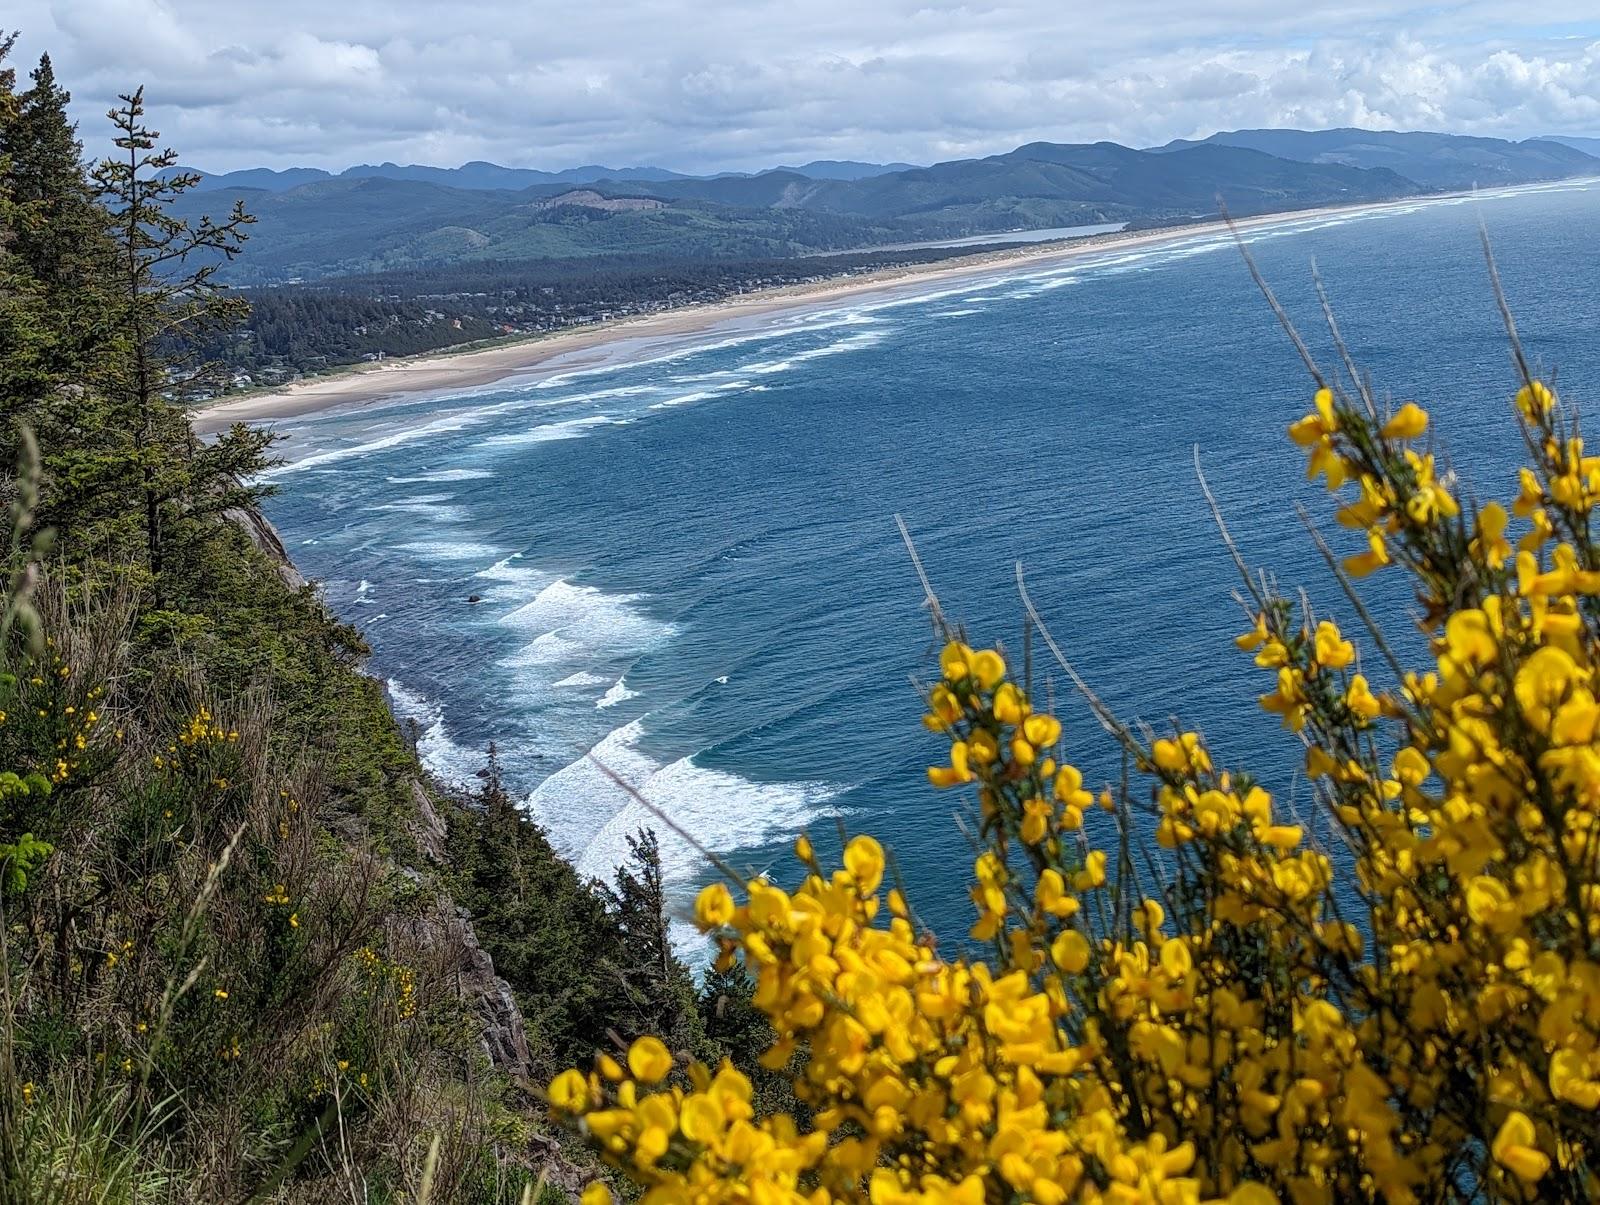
[186,158,917,192]
[177,128,1600,285]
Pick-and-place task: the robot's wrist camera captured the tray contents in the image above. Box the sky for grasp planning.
[8,1,1600,174]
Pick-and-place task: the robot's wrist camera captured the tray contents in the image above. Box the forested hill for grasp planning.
[175,130,1599,287]
[1,40,765,1202]
[1153,127,1600,189]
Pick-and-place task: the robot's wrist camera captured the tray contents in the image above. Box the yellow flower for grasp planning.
[580,1184,613,1205]
[1473,501,1513,568]
[1021,713,1061,748]
[1380,401,1429,440]
[549,1069,589,1112]
[843,834,885,895]
[928,740,974,788]
[1050,929,1090,974]
[627,1036,673,1084]
[1515,379,1555,420]
[694,883,735,929]
[1313,620,1354,670]
[1491,1112,1549,1182]
[1235,613,1269,651]
[1345,674,1381,721]
[969,649,1005,690]
[1343,529,1390,578]
[1549,1049,1600,1109]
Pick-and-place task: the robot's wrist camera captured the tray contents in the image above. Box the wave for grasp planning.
[596,676,639,709]
[499,579,674,669]
[368,495,467,522]
[266,408,485,476]
[525,719,840,893]
[477,414,625,449]
[394,539,503,562]
[385,679,483,787]
[386,468,495,483]
[554,670,611,688]
[741,330,886,376]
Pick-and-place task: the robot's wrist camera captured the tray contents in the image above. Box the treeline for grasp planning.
[0,35,763,1202]
[207,245,985,382]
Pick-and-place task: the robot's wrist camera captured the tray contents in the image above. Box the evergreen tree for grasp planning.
[600,828,707,1059]
[447,744,628,1077]
[88,88,272,602]
[7,54,107,293]
[0,49,127,531]
[0,32,56,469]
[698,957,800,1116]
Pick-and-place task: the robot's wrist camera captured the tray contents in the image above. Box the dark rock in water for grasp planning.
[467,594,482,603]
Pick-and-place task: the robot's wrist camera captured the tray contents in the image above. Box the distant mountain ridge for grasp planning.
[1153,128,1597,189]
[187,160,695,192]
[185,158,911,192]
[1542,134,1600,157]
[175,128,1600,285]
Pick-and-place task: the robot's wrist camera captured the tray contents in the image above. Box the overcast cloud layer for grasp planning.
[9,1,1600,173]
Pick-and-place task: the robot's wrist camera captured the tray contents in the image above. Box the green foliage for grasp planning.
[598,830,708,1062]
[0,35,773,1201]
[0,823,50,892]
[446,756,737,1089]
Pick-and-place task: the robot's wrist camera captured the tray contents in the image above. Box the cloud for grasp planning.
[8,0,1600,172]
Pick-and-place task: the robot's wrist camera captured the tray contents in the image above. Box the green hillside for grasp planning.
[1155,127,1599,189]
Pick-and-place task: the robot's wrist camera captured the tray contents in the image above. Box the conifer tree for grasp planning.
[89,88,271,601]
[601,828,707,1057]
[0,32,54,456]
[7,54,105,292]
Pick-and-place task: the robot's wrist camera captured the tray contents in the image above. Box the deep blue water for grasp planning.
[261,180,1600,945]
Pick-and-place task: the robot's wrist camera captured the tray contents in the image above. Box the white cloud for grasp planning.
[7,1,1599,172]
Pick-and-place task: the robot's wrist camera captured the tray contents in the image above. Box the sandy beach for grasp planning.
[190,196,1441,436]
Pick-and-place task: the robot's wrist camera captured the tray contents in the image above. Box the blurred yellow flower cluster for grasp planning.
[551,373,1600,1203]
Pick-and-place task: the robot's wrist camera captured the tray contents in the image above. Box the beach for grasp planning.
[189,194,1464,436]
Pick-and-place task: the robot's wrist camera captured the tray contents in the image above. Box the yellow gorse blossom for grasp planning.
[552,371,1600,1202]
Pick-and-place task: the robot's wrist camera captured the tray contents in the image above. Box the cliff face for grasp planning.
[223,504,307,590]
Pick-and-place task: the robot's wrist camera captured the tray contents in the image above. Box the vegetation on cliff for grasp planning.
[0,35,765,1203]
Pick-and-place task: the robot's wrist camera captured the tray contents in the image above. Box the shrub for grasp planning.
[550,346,1600,1199]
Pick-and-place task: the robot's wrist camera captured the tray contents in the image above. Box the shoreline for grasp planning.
[188,184,1569,435]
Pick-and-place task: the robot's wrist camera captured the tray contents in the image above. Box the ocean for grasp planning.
[259,179,1600,946]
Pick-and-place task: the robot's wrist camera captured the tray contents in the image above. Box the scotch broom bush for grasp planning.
[551,306,1600,1202]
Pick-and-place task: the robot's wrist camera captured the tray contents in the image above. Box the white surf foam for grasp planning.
[386,679,483,788]
[386,468,495,483]
[478,414,624,449]
[395,539,503,562]
[647,389,718,411]
[267,409,485,476]
[499,579,674,669]
[369,495,466,522]
[525,720,840,893]
[596,676,639,709]
[741,330,885,376]
[554,670,611,688]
